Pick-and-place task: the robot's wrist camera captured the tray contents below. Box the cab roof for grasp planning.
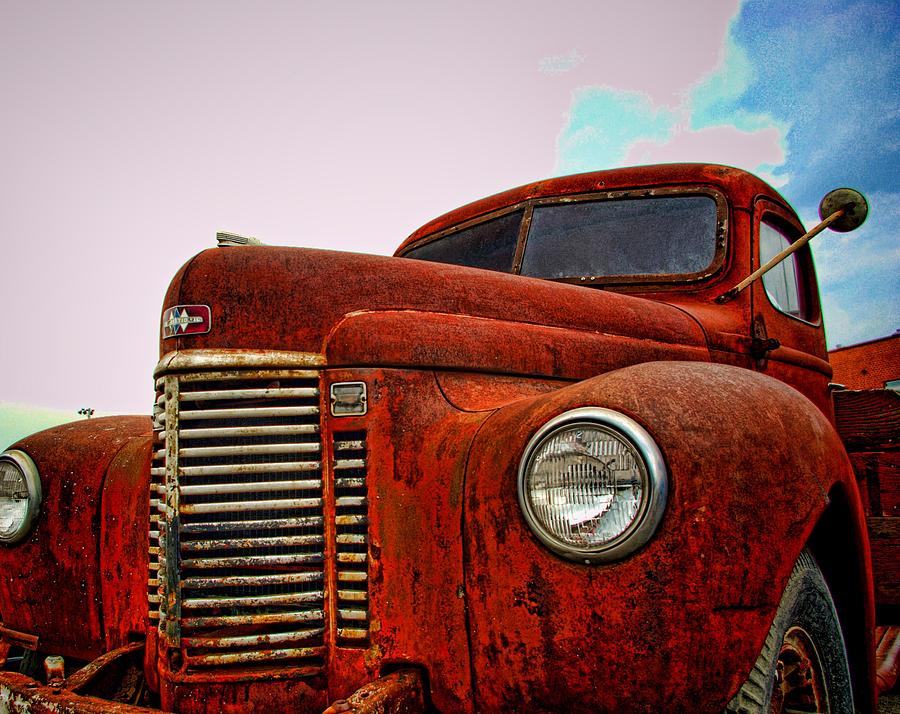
[395,163,787,255]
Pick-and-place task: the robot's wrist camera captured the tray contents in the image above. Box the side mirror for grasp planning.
[716,187,868,303]
[818,187,868,232]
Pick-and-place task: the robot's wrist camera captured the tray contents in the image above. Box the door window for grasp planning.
[760,220,803,318]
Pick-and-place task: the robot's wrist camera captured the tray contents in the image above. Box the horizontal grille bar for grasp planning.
[338,609,368,621]
[335,459,366,470]
[181,553,323,569]
[180,516,323,534]
[182,572,323,589]
[337,629,368,640]
[172,405,319,421]
[177,424,319,440]
[181,497,322,515]
[181,534,324,551]
[179,480,322,497]
[155,443,321,459]
[182,591,324,609]
[152,461,321,478]
[177,387,319,402]
[182,628,325,649]
[182,611,324,629]
[185,648,325,667]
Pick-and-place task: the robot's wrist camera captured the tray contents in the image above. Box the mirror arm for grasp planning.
[715,208,846,304]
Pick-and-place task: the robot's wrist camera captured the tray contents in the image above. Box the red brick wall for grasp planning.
[830,333,900,389]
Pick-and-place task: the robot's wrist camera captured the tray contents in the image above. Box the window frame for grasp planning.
[400,186,729,288]
[756,208,822,326]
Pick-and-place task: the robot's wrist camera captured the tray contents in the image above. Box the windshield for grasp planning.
[403,193,721,283]
[522,195,717,279]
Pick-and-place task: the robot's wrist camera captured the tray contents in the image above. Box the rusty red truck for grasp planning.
[1,164,896,712]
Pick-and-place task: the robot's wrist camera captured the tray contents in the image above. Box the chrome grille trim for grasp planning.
[149,369,329,675]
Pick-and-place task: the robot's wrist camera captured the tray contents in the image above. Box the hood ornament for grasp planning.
[216,231,265,247]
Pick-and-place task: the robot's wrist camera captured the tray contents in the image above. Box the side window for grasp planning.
[760,220,803,318]
[402,210,522,272]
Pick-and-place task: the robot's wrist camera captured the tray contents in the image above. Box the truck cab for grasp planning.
[0,164,886,712]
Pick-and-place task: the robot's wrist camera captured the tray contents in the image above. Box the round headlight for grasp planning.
[0,450,42,545]
[517,407,667,563]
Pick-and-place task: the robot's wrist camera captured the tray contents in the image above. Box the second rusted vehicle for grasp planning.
[0,164,890,712]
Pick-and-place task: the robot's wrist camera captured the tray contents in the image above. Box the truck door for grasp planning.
[750,197,833,415]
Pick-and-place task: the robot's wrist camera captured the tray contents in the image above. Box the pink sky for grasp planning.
[2,1,751,414]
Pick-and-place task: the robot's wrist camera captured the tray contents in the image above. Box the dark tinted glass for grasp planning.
[521,196,717,279]
[403,210,522,272]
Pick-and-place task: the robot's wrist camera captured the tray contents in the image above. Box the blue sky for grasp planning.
[554,0,899,347]
[1,0,897,436]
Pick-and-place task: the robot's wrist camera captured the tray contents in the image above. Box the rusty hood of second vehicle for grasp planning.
[160,246,710,379]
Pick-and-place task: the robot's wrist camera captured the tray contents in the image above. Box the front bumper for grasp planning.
[0,664,426,714]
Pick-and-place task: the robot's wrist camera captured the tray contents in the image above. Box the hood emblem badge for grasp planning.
[163,305,211,339]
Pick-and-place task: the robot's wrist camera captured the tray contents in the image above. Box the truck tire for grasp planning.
[726,550,853,713]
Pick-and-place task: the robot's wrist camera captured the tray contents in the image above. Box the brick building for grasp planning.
[829,332,900,390]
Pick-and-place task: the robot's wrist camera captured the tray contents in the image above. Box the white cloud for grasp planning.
[624,122,785,175]
[539,49,585,75]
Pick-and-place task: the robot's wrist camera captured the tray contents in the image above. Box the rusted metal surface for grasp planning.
[0,416,152,661]
[146,367,484,712]
[0,164,880,711]
[0,671,157,713]
[462,361,871,712]
[101,438,153,651]
[321,669,425,713]
[0,623,39,650]
[65,642,145,693]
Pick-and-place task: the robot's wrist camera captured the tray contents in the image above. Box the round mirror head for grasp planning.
[818,188,868,232]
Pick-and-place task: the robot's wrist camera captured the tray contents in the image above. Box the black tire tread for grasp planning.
[724,551,852,714]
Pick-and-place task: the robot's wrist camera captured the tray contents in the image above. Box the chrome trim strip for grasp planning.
[178,387,320,401]
[155,349,325,377]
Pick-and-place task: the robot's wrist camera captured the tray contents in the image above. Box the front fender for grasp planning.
[0,416,152,661]
[463,361,862,712]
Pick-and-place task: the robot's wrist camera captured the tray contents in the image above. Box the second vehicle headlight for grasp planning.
[0,450,42,545]
[517,407,667,563]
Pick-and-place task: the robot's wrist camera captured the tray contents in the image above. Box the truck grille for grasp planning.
[149,368,368,676]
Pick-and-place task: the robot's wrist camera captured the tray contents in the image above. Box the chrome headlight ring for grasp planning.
[0,450,42,545]
[517,407,667,564]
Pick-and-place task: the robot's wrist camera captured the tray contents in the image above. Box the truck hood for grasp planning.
[160,246,709,379]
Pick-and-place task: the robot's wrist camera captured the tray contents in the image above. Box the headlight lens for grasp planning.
[0,450,42,545]
[518,407,667,563]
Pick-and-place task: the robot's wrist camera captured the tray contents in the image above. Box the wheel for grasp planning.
[726,550,854,713]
